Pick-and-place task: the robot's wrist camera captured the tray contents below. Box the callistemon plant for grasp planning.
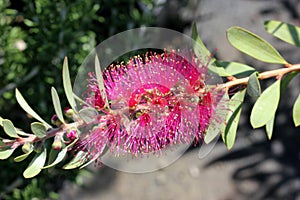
[1,21,300,178]
[78,50,225,160]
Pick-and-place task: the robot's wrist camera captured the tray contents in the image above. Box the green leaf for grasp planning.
[51,87,65,123]
[30,122,47,138]
[281,71,299,93]
[79,107,98,123]
[192,22,213,63]
[208,64,232,77]
[23,147,47,178]
[227,27,288,64]
[265,20,300,47]
[14,149,33,162]
[63,151,88,169]
[42,147,67,169]
[247,72,261,98]
[95,54,109,108]
[62,57,76,112]
[205,94,229,144]
[15,89,51,129]
[216,61,256,77]
[0,116,3,126]
[0,148,15,160]
[2,119,18,138]
[265,116,275,140]
[250,80,281,128]
[222,89,246,150]
[293,94,300,127]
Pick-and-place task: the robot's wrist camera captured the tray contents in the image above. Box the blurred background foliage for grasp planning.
[0,0,160,199]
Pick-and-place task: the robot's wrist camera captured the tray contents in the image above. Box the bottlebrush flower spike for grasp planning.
[76,50,225,162]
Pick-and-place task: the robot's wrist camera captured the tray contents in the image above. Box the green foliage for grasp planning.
[0,0,156,199]
[293,94,300,126]
[23,147,47,178]
[247,72,261,98]
[51,87,65,123]
[222,89,246,150]
[216,61,256,77]
[250,80,281,128]
[227,27,288,64]
[265,20,300,47]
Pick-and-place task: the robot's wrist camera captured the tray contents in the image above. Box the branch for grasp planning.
[222,64,300,89]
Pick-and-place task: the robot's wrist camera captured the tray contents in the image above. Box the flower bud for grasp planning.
[52,136,63,150]
[51,114,62,126]
[22,142,32,153]
[64,107,75,118]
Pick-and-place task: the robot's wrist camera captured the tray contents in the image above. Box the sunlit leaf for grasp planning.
[265,116,275,140]
[95,54,109,108]
[250,80,281,128]
[216,61,256,77]
[227,27,288,64]
[247,72,261,98]
[0,116,3,126]
[51,87,65,123]
[15,89,51,129]
[192,22,214,64]
[42,147,67,169]
[63,57,76,112]
[2,119,18,138]
[79,107,98,123]
[205,94,228,144]
[222,89,246,150]
[23,147,47,178]
[0,148,15,160]
[191,23,229,76]
[265,20,300,47]
[208,64,231,77]
[293,94,300,127]
[14,149,33,162]
[63,151,88,169]
[30,122,47,138]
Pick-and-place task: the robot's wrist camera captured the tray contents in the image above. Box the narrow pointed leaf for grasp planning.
[62,57,76,112]
[0,148,15,160]
[216,61,256,77]
[15,89,51,129]
[265,20,300,47]
[23,147,47,178]
[95,54,109,108]
[222,89,246,150]
[192,22,214,63]
[79,107,98,123]
[63,151,88,169]
[3,119,18,138]
[293,94,300,126]
[250,80,281,128]
[14,149,33,162]
[227,27,288,64]
[205,94,228,144]
[30,122,47,138]
[51,87,65,123]
[247,72,261,98]
[42,147,67,169]
[265,116,275,140]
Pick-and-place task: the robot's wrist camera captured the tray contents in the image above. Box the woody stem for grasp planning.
[222,64,300,90]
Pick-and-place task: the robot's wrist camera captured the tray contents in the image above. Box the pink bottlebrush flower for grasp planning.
[77,50,225,161]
